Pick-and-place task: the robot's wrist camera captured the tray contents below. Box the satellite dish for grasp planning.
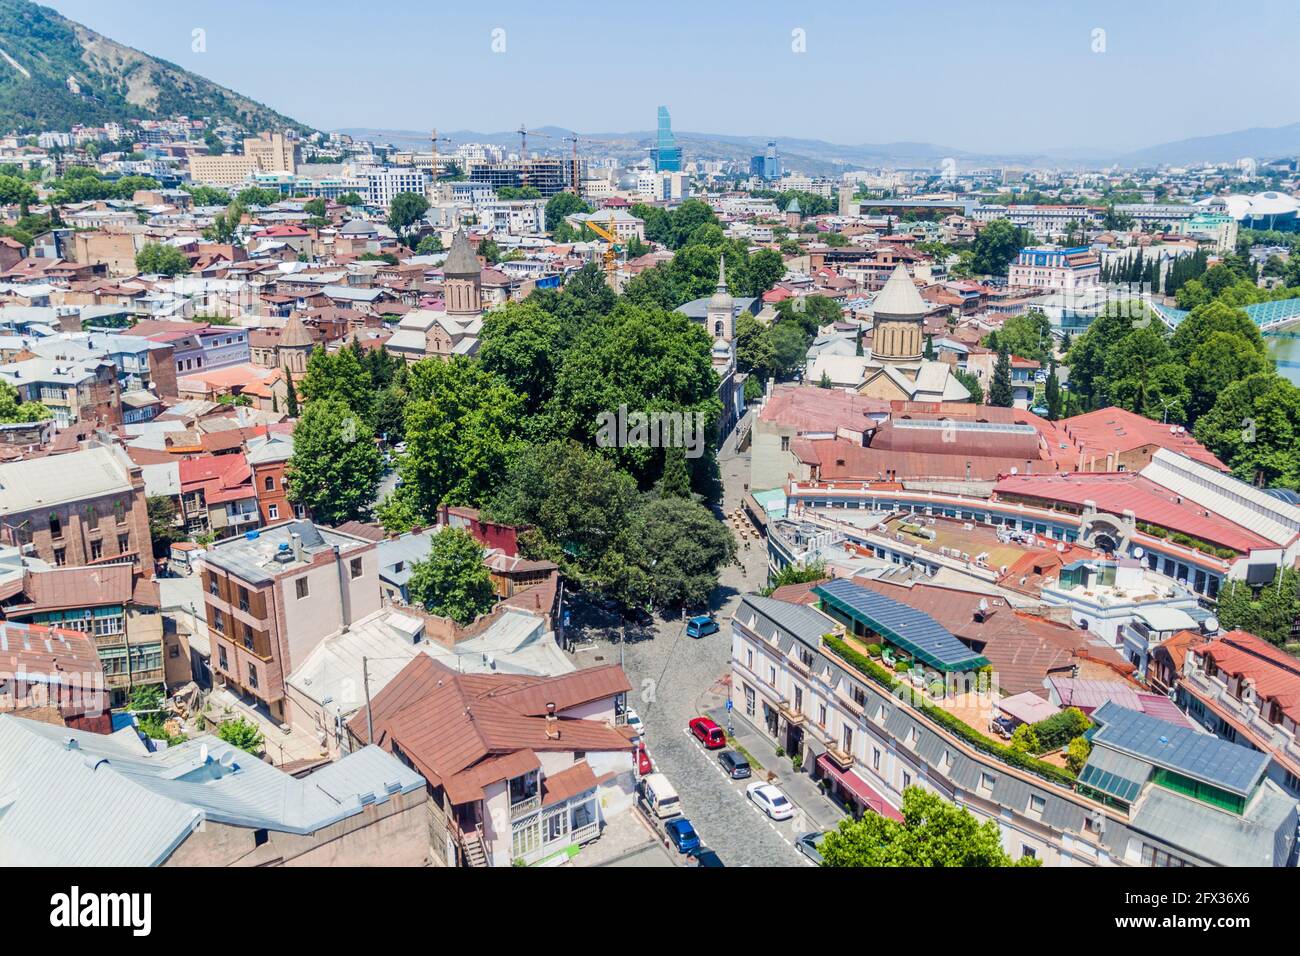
[1133,547,1144,559]
[1205,616,1219,633]
[199,743,210,764]
[1010,467,1018,475]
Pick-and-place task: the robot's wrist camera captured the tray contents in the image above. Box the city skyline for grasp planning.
[38,0,1300,155]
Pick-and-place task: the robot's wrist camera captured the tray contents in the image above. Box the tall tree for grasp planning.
[407,528,496,625]
[988,345,1014,407]
[287,399,383,525]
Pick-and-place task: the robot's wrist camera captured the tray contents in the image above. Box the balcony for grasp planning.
[778,698,805,726]
[509,792,540,819]
[825,743,854,771]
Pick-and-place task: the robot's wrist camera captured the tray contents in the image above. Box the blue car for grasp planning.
[665,817,701,854]
[686,615,719,639]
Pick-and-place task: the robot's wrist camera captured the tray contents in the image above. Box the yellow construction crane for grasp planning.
[582,213,623,282]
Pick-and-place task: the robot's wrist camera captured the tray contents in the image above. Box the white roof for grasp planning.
[1134,605,1197,633]
[1141,448,1300,549]
[871,264,928,318]
[141,462,181,498]
[0,445,133,513]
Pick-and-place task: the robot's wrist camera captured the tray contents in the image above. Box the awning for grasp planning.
[815,754,904,822]
[996,691,1060,726]
[805,735,828,758]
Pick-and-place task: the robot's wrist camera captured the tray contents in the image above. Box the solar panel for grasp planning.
[1089,701,1268,796]
[814,578,989,672]
[1078,746,1151,803]
[891,419,1038,436]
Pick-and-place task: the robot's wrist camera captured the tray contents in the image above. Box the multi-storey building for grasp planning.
[196,521,381,725]
[0,444,152,576]
[1007,245,1101,293]
[729,583,1297,867]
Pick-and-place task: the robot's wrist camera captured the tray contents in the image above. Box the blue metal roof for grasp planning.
[1089,701,1268,797]
[813,578,990,672]
[1153,297,1300,330]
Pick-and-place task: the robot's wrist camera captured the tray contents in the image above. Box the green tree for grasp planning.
[0,381,51,423]
[1195,372,1300,488]
[135,242,190,276]
[1215,569,1300,646]
[761,559,828,595]
[1184,331,1271,423]
[988,345,1014,407]
[971,219,1030,277]
[820,787,1039,867]
[482,440,640,588]
[1044,362,1062,420]
[954,368,984,404]
[416,234,443,255]
[615,496,736,609]
[217,717,264,754]
[283,367,299,417]
[338,191,364,207]
[544,191,591,233]
[987,310,1051,364]
[146,495,183,559]
[387,192,430,244]
[299,346,374,424]
[478,299,564,416]
[286,399,384,525]
[400,357,524,515]
[658,446,693,499]
[407,527,497,625]
[1010,723,1041,754]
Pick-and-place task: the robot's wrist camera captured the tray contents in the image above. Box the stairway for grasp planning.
[461,832,489,868]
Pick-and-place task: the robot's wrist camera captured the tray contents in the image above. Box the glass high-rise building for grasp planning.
[654,106,683,172]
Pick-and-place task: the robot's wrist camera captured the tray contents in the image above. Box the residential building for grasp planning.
[0,619,108,731]
[349,655,635,867]
[0,564,163,706]
[1007,245,1101,293]
[0,443,152,576]
[0,714,428,866]
[196,520,381,724]
[245,432,297,524]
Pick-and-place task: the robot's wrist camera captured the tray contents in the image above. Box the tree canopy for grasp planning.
[407,527,497,625]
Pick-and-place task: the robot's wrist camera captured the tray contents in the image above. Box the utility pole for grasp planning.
[363,655,373,744]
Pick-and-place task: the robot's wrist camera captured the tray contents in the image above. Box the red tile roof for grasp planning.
[993,472,1273,553]
[1059,406,1227,471]
[1193,630,1300,724]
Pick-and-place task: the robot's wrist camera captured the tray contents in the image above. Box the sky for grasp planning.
[39,0,1300,154]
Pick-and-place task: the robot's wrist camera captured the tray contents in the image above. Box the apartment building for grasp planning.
[1007,245,1101,293]
[729,583,1296,867]
[1179,630,1300,800]
[196,521,381,724]
[0,444,153,576]
[0,563,163,707]
[0,356,121,427]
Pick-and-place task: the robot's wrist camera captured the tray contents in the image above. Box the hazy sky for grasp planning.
[41,0,1300,153]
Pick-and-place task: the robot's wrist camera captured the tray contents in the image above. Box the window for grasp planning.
[746,649,753,671]
[350,557,363,579]
[295,577,309,599]
[744,684,755,717]
[53,548,66,567]
[268,504,279,520]
[118,534,130,554]
[169,644,180,659]
[841,726,853,752]
[253,828,269,847]
[979,772,996,793]
[247,663,259,689]
[793,686,803,714]
[211,610,224,634]
[90,540,103,560]
[902,771,911,789]
[872,747,881,771]
[242,624,254,651]
[218,645,228,670]
[209,575,219,596]
[48,512,62,538]
[238,586,249,613]
[1140,845,1189,868]
[1021,845,1037,860]
[264,475,275,491]
[768,665,776,686]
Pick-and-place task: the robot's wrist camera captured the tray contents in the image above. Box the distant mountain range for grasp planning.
[339,122,1300,174]
[0,0,309,133]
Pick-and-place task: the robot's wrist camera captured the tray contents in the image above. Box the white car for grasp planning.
[624,709,645,738]
[747,781,794,821]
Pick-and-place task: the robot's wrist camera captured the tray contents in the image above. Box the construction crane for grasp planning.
[428,129,456,180]
[562,134,583,196]
[515,126,554,190]
[582,213,624,285]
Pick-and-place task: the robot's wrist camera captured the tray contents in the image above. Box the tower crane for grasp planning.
[582,212,624,285]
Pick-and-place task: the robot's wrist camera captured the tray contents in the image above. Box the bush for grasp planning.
[1010,723,1041,754]
[217,717,264,754]
[1032,707,1092,751]
[1066,736,1092,774]
[821,635,1079,787]
[894,660,912,673]
[866,644,882,658]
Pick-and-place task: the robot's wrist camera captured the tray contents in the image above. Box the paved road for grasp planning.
[571,434,819,867]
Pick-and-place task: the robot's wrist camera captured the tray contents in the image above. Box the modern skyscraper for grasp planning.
[763,141,781,180]
[653,106,683,172]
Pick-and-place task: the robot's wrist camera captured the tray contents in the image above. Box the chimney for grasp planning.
[290,531,304,563]
[544,701,559,740]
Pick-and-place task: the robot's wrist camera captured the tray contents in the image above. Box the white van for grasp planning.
[640,772,681,819]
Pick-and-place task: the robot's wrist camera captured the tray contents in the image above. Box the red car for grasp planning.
[635,744,653,776]
[689,716,727,750]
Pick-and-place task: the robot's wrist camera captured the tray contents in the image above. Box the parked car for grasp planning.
[622,605,654,627]
[640,772,682,819]
[624,709,645,738]
[665,817,701,854]
[692,847,725,867]
[689,716,727,750]
[686,614,719,639]
[718,749,751,779]
[747,781,795,821]
[795,831,827,864]
[635,744,653,776]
